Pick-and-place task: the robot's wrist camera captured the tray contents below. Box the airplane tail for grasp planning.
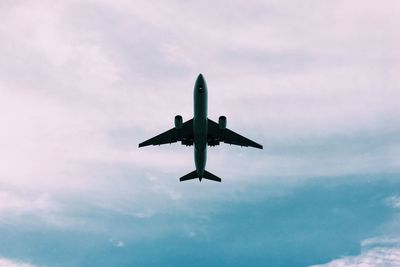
[179,170,222,182]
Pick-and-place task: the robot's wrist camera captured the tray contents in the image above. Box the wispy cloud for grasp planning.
[310,236,400,267]
[0,0,399,194]
[0,190,82,228]
[0,191,57,215]
[385,196,400,209]
[0,1,399,266]
[0,0,398,225]
[0,258,37,267]
[311,247,400,267]
[109,239,125,248]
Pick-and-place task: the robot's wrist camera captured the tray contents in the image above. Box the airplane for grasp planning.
[139,74,263,182]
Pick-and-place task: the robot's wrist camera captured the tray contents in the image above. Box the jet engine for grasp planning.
[175,115,183,129]
[218,116,227,130]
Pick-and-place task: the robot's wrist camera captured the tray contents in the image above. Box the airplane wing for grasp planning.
[139,119,193,147]
[208,119,263,149]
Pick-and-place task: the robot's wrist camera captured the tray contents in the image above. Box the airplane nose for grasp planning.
[197,73,204,82]
[196,73,205,91]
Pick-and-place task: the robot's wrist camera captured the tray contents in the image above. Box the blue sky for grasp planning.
[0,1,400,266]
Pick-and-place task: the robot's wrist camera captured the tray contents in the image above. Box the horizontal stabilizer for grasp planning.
[179,170,222,182]
[203,170,222,182]
[179,170,198,182]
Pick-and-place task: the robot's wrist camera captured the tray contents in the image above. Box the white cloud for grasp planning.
[311,248,400,267]
[0,3,399,267]
[385,196,400,209]
[0,190,85,228]
[361,237,400,248]
[0,190,75,227]
[310,237,400,267]
[0,0,399,221]
[109,239,125,248]
[0,258,37,267]
[0,191,57,214]
[134,209,155,219]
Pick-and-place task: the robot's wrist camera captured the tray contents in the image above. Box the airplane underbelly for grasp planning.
[194,118,207,175]
[194,144,207,176]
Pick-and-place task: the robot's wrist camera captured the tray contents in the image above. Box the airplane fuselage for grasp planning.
[193,74,208,179]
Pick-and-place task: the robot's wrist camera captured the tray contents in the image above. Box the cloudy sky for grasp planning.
[0,0,400,266]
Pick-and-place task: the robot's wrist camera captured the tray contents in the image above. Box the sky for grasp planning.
[0,0,400,266]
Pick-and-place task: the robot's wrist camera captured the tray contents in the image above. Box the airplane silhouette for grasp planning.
[139,74,263,182]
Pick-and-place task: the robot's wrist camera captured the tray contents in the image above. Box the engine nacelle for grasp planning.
[175,115,183,129]
[218,116,227,130]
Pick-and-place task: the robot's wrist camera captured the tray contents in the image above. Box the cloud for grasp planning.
[0,191,57,215]
[0,190,74,228]
[0,0,399,196]
[0,258,37,267]
[310,237,400,267]
[361,237,400,248]
[311,248,400,267]
[385,196,400,209]
[109,239,125,248]
[0,2,398,244]
[0,2,399,266]
[0,0,400,266]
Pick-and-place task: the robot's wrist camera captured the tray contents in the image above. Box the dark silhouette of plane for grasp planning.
[139,74,263,182]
